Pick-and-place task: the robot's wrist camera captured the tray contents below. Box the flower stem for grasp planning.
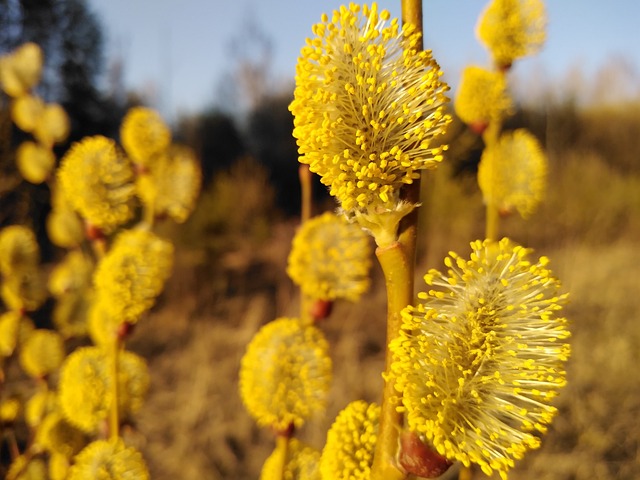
[370,3,426,478]
[485,202,500,241]
[109,335,121,440]
[299,165,313,323]
[482,117,501,241]
[397,0,423,261]
[299,165,313,225]
[142,203,156,229]
[273,435,290,480]
[371,241,411,480]
[459,465,474,480]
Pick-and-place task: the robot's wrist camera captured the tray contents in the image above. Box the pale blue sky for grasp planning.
[87,0,640,118]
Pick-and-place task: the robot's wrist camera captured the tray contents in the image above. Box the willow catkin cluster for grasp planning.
[120,107,202,223]
[92,228,174,326]
[135,144,202,223]
[47,187,85,249]
[47,251,94,338]
[0,42,42,97]
[454,66,512,128]
[290,3,450,224]
[320,400,380,480]
[19,329,65,378]
[390,238,570,479]
[120,106,172,166]
[476,0,547,68]
[58,346,149,434]
[287,212,371,302]
[57,135,136,234]
[478,129,547,217]
[0,225,47,312]
[0,311,22,357]
[34,411,86,459]
[0,225,40,274]
[239,317,332,431]
[67,439,150,480]
[0,43,69,183]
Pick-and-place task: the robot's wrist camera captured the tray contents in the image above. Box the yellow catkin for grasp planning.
[390,238,570,479]
[287,212,372,301]
[0,397,21,423]
[16,141,56,184]
[11,94,43,132]
[57,135,136,234]
[33,102,70,147]
[0,42,43,97]
[120,106,171,165]
[476,0,546,67]
[19,329,65,378]
[58,346,149,434]
[0,225,40,275]
[478,128,547,217]
[239,317,332,431]
[289,3,450,216]
[1,267,48,312]
[135,144,202,223]
[0,311,23,357]
[35,412,86,458]
[48,251,93,297]
[93,229,174,325]
[320,400,380,480]
[46,188,85,248]
[25,389,57,428]
[67,439,150,480]
[454,66,512,127]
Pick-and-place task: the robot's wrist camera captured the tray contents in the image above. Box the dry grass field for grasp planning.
[124,107,640,479]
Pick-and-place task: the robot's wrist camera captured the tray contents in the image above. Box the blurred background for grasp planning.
[1,1,639,479]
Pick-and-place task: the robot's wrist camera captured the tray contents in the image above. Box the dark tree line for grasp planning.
[0,0,125,141]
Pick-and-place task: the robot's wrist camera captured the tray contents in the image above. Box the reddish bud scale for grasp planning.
[399,431,453,478]
[85,222,105,241]
[469,121,489,135]
[133,162,149,176]
[310,299,333,322]
[273,422,295,439]
[117,321,136,340]
[499,206,514,217]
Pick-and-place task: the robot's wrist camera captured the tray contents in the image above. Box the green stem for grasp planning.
[371,242,412,480]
